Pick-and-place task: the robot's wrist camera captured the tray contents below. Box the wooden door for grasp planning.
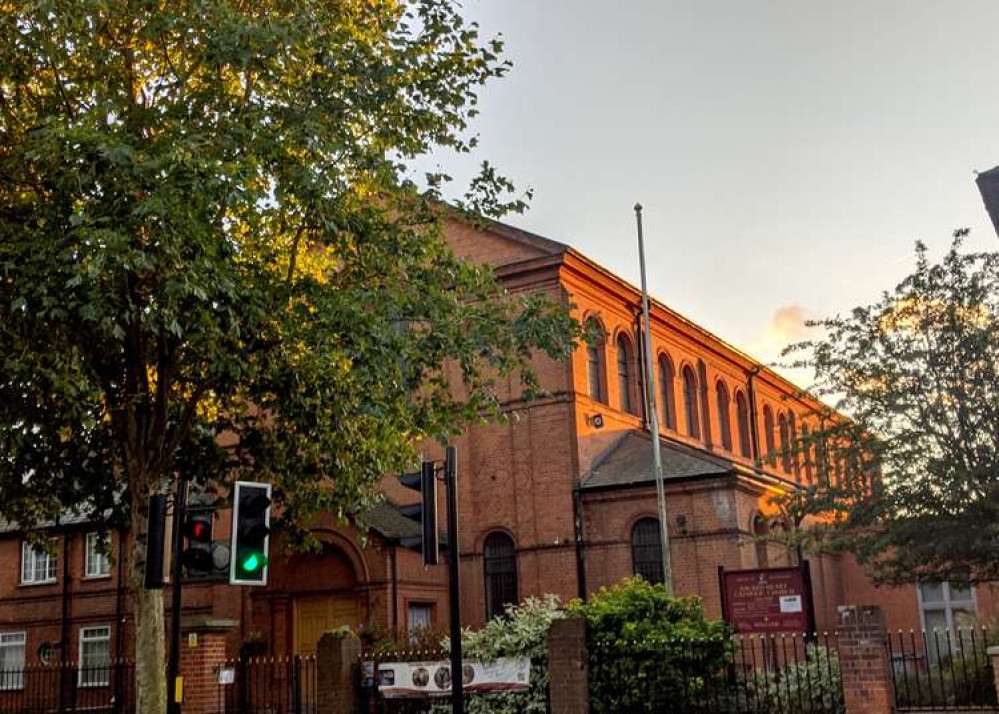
[293,595,361,656]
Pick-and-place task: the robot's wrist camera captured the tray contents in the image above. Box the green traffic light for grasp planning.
[241,552,265,573]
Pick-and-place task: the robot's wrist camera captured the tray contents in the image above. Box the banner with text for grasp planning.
[377,657,531,698]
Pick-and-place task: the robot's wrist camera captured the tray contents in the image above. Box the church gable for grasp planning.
[443,216,568,268]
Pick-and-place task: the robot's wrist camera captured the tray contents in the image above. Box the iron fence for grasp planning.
[888,628,999,711]
[587,632,845,714]
[358,649,478,714]
[215,654,318,714]
[0,660,135,713]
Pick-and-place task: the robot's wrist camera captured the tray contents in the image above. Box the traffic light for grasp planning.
[181,509,214,576]
[144,494,169,589]
[399,460,439,567]
[229,481,272,586]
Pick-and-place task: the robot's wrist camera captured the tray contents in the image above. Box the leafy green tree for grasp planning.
[0,1,578,709]
[780,232,999,586]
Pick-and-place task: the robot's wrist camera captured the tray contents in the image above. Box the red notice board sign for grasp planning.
[719,565,815,634]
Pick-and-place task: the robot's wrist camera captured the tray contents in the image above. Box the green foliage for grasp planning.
[781,233,999,583]
[433,595,564,714]
[753,644,845,714]
[568,577,732,713]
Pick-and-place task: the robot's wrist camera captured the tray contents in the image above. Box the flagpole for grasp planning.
[634,203,674,594]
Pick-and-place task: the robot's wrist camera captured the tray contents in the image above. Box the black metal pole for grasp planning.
[167,477,188,714]
[444,446,463,714]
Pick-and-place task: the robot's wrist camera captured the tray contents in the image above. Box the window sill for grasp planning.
[18,580,57,588]
[82,574,112,582]
[0,685,23,692]
[77,682,110,689]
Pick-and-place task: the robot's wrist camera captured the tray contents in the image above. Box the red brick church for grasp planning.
[0,216,993,669]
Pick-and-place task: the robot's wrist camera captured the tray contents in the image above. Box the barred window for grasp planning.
[483,533,518,621]
[0,633,25,691]
[78,626,111,687]
[631,518,664,585]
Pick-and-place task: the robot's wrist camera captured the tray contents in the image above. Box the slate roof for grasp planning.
[359,500,421,541]
[580,431,736,491]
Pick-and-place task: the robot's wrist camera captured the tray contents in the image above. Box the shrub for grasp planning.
[567,577,733,713]
[753,644,845,714]
[432,595,564,714]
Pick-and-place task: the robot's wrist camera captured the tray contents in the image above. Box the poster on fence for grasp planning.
[719,564,815,634]
[377,657,531,698]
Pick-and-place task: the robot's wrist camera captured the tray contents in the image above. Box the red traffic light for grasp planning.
[184,513,212,543]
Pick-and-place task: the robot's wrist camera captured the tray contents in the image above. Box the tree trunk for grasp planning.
[131,490,167,714]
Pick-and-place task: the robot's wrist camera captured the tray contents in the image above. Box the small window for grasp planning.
[85,533,111,579]
[778,413,792,473]
[658,356,677,430]
[735,391,752,458]
[407,603,434,642]
[682,366,700,438]
[0,633,26,691]
[483,533,518,621]
[21,541,57,585]
[763,406,776,465]
[631,518,664,585]
[78,626,111,687]
[584,319,607,403]
[716,381,732,451]
[616,334,636,415]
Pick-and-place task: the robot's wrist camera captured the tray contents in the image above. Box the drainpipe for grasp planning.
[746,367,761,462]
[390,545,399,635]
[59,525,70,710]
[114,527,126,714]
[572,487,587,600]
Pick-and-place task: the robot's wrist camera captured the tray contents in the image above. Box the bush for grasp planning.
[753,644,845,714]
[567,577,733,713]
[432,595,564,714]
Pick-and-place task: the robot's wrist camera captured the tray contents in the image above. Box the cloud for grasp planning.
[768,304,811,344]
[746,304,817,387]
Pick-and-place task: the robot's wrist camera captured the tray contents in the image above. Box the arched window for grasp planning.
[631,518,664,584]
[763,406,776,464]
[801,423,813,484]
[682,366,700,438]
[735,391,752,458]
[788,412,799,478]
[658,355,677,431]
[778,413,792,473]
[715,381,732,451]
[616,334,636,415]
[753,514,770,568]
[584,319,606,403]
[483,532,518,620]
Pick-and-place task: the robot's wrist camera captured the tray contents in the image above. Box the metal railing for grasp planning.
[587,632,845,714]
[215,654,317,714]
[358,648,477,714]
[888,628,998,711]
[0,660,134,713]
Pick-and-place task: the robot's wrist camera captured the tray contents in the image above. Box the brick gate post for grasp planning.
[838,605,894,714]
[316,631,361,714]
[179,618,237,714]
[547,617,589,714]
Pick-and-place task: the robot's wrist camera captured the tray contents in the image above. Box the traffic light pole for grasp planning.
[444,446,463,714]
[167,475,188,714]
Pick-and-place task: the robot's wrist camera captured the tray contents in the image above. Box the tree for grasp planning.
[780,232,999,586]
[0,2,579,709]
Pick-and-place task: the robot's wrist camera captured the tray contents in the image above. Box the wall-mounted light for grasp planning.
[592,414,604,429]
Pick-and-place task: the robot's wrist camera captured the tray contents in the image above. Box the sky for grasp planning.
[415,0,999,387]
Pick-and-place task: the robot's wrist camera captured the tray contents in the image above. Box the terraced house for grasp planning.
[0,216,993,671]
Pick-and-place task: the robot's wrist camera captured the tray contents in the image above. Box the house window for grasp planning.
[0,633,26,691]
[85,533,111,579]
[658,356,677,430]
[736,391,752,458]
[407,603,434,642]
[616,334,636,415]
[78,626,111,687]
[716,381,732,451]
[631,518,664,585]
[483,533,518,621]
[682,366,700,438]
[919,582,977,661]
[21,541,57,585]
[584,319,606,403]
[778,413,792,473]
[763,406,776,465]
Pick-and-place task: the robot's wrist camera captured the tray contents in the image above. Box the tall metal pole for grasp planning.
[444,445,464,714]
[167,476,188,714]
[634,204,674,594]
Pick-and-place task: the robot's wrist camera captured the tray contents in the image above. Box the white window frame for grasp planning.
[917,581,979,663]
[78,625,111,687]
[407,602,434,642]
[20,540,57,585]
[84,532,111,579]
[0,632,26,691]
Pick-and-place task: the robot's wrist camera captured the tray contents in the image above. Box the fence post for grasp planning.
[316,631,361,714]
[838,605,894,714]
[179,619,236,714]
[547,617,589,714]
[987,646,999,704]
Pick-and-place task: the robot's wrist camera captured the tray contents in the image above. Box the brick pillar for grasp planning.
[547,617,589,714]
[987,646,999,702]
[178,627,229,714]
[838,605,894,714]
[316,631,361,714]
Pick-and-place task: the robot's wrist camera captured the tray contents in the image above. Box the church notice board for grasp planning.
[718,564,815,634]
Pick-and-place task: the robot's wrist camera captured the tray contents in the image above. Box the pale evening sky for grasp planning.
[416,0,999,386]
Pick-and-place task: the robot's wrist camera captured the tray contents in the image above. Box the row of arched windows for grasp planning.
[585,317,821,482]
